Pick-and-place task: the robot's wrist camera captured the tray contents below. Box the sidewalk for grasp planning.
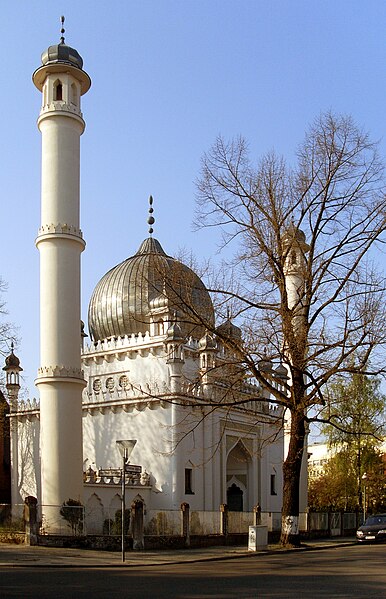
[0,538,356,568]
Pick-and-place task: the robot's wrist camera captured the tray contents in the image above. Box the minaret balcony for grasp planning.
[40,100,83,119]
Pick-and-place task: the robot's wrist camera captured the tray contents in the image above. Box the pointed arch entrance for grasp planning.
[226,439,252,511]
[227,482,244,511]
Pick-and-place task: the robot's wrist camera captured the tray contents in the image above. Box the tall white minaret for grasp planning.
[282,224,310,514]
[282,224,309,328]
[33,19,91,511]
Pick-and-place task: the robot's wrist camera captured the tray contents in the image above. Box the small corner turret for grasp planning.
[165,314,185,393]
[3,343,23,390]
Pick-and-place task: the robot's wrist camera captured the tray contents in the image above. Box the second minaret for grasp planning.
[33,30,91,515]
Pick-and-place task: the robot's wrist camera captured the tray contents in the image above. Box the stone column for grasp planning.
[220,503,228,537]
[24,496,38,546]
[131,498,144,550]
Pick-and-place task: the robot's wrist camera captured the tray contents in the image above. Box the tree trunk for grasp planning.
[280,408,306,546]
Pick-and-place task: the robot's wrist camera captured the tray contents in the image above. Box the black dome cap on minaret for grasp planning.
[41,43,84,70]
[33,16,91,94]
[40,16,84,69]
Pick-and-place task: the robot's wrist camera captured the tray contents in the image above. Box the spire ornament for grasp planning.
[60,16,65,44]
[147,195,155,235]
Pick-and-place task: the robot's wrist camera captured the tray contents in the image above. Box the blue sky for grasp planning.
[1,0,386,398]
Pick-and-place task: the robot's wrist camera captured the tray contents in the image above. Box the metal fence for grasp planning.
[0,504,361,538]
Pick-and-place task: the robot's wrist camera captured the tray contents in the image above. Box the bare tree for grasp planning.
[194,112,386,545]
[0,278,16,361]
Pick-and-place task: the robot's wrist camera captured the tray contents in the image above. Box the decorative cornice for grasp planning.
[84,334,201,354]
[38,365,84,378]
[37,104,85,129]
[36,365,86,388]
[84,471,151,488]
[36,223,85,250]
[82,396,171,416]
[40,101,83,118]
[38,223,83,237]
[82,334,201,365]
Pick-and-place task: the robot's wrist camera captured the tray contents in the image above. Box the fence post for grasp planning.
[327,511,332,537]
[220,504,228,537]
[131,498,144,550]
[253,504,261,525]
[340,511,344,537]
[24,496,38,546]
[181,502,190,547]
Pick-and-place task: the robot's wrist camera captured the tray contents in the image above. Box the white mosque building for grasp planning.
[3,30,291,531]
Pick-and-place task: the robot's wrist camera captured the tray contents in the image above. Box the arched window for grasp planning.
[71,82,78,106]
[54,80,63,101]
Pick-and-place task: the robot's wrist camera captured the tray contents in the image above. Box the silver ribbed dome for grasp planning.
[88,237,214,342]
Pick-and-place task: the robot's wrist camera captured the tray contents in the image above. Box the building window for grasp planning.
[54,80,63,101]
[185,468,194,494]
[270,474,277,496]
[70,82,78,106]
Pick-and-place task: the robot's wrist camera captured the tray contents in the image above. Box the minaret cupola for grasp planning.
[258,350,273,400]
[165,315,185,394]
[3,343,23,390]
[282,223,310,276]
[198,331,217,395]
[282,222,310,330]
[32,17,91,120]
[198,331,216,370]
[165,314,185,364]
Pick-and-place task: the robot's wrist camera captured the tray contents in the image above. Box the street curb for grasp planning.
[0,540,357,569]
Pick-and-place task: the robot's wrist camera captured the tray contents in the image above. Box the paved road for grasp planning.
[1,543,386,598]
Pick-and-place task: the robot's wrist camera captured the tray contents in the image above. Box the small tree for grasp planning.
[194,112,386,545]
[60,499,84,535]
[309,448,386,512]
[321,373,386,509]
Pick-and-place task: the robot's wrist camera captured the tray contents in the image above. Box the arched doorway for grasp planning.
[226,439,252,511]
[227,482,243,511]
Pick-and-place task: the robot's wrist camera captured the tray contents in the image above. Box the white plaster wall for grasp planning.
[83,349,170,396]
[82,403,174,509]
[12,416,41,506]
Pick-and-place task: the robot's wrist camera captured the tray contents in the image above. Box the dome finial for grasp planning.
[147,195,155,236]
[60,15,65,44]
